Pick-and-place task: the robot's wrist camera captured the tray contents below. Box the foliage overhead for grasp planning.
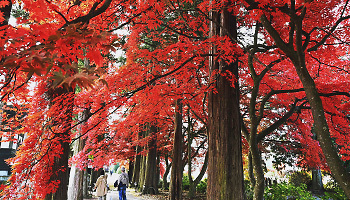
[0,0,349,199]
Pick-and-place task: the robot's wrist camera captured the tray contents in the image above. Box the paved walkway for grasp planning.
[84,188,159,200]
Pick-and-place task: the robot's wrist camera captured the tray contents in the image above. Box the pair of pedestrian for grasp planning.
[95,167,129,200]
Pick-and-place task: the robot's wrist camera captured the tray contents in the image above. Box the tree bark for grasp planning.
[128,160,134,185]
[67,165,84,200]
[162,155,171,190]
[132,128,143,188]
[248,152,256,188]
[188,152,208,198]
[143,125,159,194]
[169,99,183,200]
[207,5,244,200]
[83,167,89,197]
[68,108,89,200]
[90,169,99,193]
[138,154,147,192]
[45,86,74,200]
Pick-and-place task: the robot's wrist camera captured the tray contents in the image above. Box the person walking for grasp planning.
[94,170,108,200]
[115,166,129,200]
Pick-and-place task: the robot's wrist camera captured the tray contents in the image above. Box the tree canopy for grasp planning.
[0,0,349,199]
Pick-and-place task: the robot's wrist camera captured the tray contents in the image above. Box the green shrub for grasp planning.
[322,186,347,200]
[289,171,312,187]
[182,174,190,190]
[264,183,315,200]
[196,178,207,193]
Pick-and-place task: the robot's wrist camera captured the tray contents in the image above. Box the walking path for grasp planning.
[84,188,165,200]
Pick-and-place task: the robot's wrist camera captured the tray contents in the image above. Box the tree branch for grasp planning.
[308,15,350,52]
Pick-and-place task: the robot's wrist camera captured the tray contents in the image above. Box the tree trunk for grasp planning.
[188,152,208,198]
[187,113,194,198]
[187,114,209,199]
[67,165,84,200]
[132,130,143,188]
[207,5,244,200]
[138,155,147,192]
[156,155,160,189]
[45,86,74,200]
[47,131,70,200]
[90,169,99,192]
[68,109,88,200]
[169,99,183,200]
[250,143,264,200]
[138,126,147,192]
[83,167,89,198]
[67,138,84,200]
[143,125,159,194]
[162,156,171,190]
[128,160,134,185]
[248,152,256,188]
[311,169,324,195]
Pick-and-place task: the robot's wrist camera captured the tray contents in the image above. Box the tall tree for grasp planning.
[207,2,244,199]
[243,0,350,197]
[169,99,183,200]
[143,125,159,194]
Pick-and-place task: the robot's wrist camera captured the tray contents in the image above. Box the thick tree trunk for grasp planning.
[128,160,134,185]
[132,148,141,187]
[45,133,70,200]
[67,137,85,199]
[90,169,99,192]
[67,165,84,200]
[143,125,159,194]
[138,155,147,192]
[133,129,143,188]
[51,135,70,200]
[138,126,147,192]
[207,5,244,200]
[45,86,74,200]
[169,99,183,200]
[68,109,88,200]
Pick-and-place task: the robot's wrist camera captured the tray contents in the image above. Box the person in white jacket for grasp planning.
[94,171,108,200]
[114,166,129,200]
